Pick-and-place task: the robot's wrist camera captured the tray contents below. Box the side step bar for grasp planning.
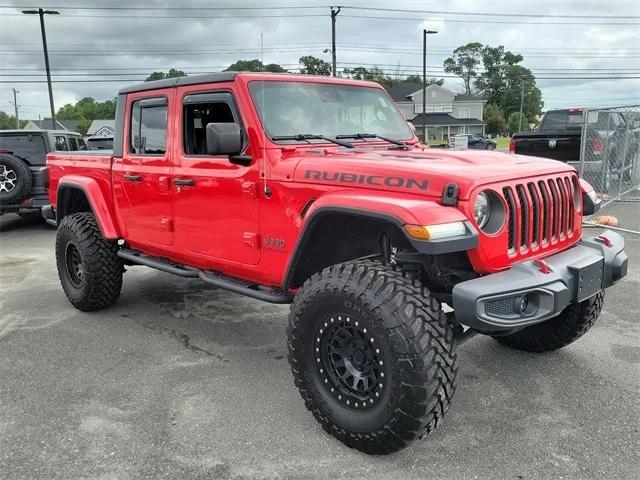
[117,248,293,304]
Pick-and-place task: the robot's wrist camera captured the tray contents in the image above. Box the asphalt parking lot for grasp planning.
[1,202,638,480]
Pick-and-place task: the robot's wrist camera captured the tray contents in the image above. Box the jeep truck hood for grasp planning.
[292,148,574,200]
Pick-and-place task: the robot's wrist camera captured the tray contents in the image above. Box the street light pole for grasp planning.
[422,29,437,143]
[23,8,59,129]
[330,7,341,77]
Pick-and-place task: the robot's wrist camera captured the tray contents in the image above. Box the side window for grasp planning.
[130,97,168,155]
[77,138,87,150]
[68,137,78,150]
[54,135,69,151]
[183,92,237,155]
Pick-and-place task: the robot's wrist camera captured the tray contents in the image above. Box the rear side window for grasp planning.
[0,134,46,164]
[68,137,78,151]
[54,135,69,151]
[183,92,237,155]
[130,97,168,155]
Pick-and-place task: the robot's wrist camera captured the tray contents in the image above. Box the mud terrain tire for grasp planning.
[287,260,457,454]
[55,212,123,311]
[495,292,604,352]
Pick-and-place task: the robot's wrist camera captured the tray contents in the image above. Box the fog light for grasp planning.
[518,295,529,314]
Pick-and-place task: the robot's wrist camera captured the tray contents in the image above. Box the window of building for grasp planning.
[183,92,237,155]
[54,135,69,151]
[130,97,168,155]
[458,107,471,119]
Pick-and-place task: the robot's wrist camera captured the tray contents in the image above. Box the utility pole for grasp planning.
[518,81,525,132]
[422,29,437,143]
[23,8,59,129]
[11,89,20,128]
[330,7,341,77]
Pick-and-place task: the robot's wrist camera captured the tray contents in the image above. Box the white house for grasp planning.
[386,83,486,140]
[86,119,115,137]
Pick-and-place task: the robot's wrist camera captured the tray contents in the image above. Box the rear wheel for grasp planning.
[55,212,123,311]
[288,260,457,454]
[486,143,496,150]
[494,292,604,352]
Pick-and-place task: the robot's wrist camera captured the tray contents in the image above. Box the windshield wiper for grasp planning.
[271,134,354,148]
[335,133,408,149]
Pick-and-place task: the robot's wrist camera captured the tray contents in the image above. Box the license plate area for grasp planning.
[572,258,604,302]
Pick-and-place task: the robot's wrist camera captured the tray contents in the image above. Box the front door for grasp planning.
[113,89,174,247]
[172,86,260,265]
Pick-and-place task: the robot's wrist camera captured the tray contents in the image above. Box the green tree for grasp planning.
[404,74,444,86]
[224,59,286,72]
[145,68,186,82]
[0,111,27,129]
[483,103,506,136]
[507,111,531,135]
[299,55,331,76]
[443,42,483,95]
[56,97,118,135]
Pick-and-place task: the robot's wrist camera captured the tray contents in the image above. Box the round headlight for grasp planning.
[474,191,490,228]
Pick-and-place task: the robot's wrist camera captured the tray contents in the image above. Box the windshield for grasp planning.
[249,81,413,143]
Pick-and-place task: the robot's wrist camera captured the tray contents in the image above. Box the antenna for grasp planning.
[260,32,270,197]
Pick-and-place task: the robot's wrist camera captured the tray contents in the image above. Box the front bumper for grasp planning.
[452,231,627,332]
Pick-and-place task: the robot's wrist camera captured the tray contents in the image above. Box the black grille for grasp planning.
[486,298,518,316]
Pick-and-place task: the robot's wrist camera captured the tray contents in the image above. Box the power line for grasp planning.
[1,4,637,19]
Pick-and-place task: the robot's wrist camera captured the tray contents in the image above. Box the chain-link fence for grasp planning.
[579,105,640,207]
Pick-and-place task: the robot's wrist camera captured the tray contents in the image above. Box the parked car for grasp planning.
[510,108,637,189]
[86,135,114,150]
[0,130,86,216]
[456,133,497,150]
[44,73,627,455]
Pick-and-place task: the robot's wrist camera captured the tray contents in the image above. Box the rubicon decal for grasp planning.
[304,170,428,191]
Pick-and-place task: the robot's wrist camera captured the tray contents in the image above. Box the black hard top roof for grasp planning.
[118,72,238,94]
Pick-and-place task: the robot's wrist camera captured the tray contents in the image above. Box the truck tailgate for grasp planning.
[514,133,581,161]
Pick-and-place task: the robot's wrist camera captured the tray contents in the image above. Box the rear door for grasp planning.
[112,89,175,247]
[171,84,261,265]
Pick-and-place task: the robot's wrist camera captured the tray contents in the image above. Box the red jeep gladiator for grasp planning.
[44,73,628,454]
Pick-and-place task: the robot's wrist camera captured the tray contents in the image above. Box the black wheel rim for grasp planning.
[65,243,84,288]
[314,314,385,410]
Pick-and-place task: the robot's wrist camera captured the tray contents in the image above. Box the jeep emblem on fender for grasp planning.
[548,139,557,149]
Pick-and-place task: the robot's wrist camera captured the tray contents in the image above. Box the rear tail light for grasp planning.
[509,138,516,153]
[591,137,604,155]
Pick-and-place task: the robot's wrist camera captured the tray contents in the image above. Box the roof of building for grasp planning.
[410,113,484,126]
[386,82,424,102]
[87,119,116,135]
[453,94,485,102]
[386,82,484,103]
[24,118,81,132]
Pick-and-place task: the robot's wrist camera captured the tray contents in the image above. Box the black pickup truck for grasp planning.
[510,108,635,189]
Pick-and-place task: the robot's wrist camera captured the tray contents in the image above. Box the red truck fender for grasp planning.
[283,190,477,289]
[56,175,120,239]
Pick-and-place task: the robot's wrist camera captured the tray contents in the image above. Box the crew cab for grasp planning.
[0,129,86,216]
[44,73,628,455]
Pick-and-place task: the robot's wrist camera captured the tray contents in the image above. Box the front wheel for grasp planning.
[494,292,604,352]
[287,260,457,454]
[55,212,123,311]
[486,143,496,150]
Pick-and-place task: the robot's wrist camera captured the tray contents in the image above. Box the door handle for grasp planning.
[124,174,142,183]
[173,178,195,187]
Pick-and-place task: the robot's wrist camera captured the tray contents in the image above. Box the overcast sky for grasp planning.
[0,0,638,121]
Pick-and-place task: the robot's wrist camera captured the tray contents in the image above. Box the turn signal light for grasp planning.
[404,222,467,240]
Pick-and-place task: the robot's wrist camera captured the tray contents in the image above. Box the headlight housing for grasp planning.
[474,192,490,228]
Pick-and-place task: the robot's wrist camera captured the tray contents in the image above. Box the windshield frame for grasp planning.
[247,79,416,147]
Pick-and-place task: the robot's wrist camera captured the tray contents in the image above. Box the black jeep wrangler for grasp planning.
[0,130,87,216]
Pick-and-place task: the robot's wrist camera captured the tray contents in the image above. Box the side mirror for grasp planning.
[206,123,242,156]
